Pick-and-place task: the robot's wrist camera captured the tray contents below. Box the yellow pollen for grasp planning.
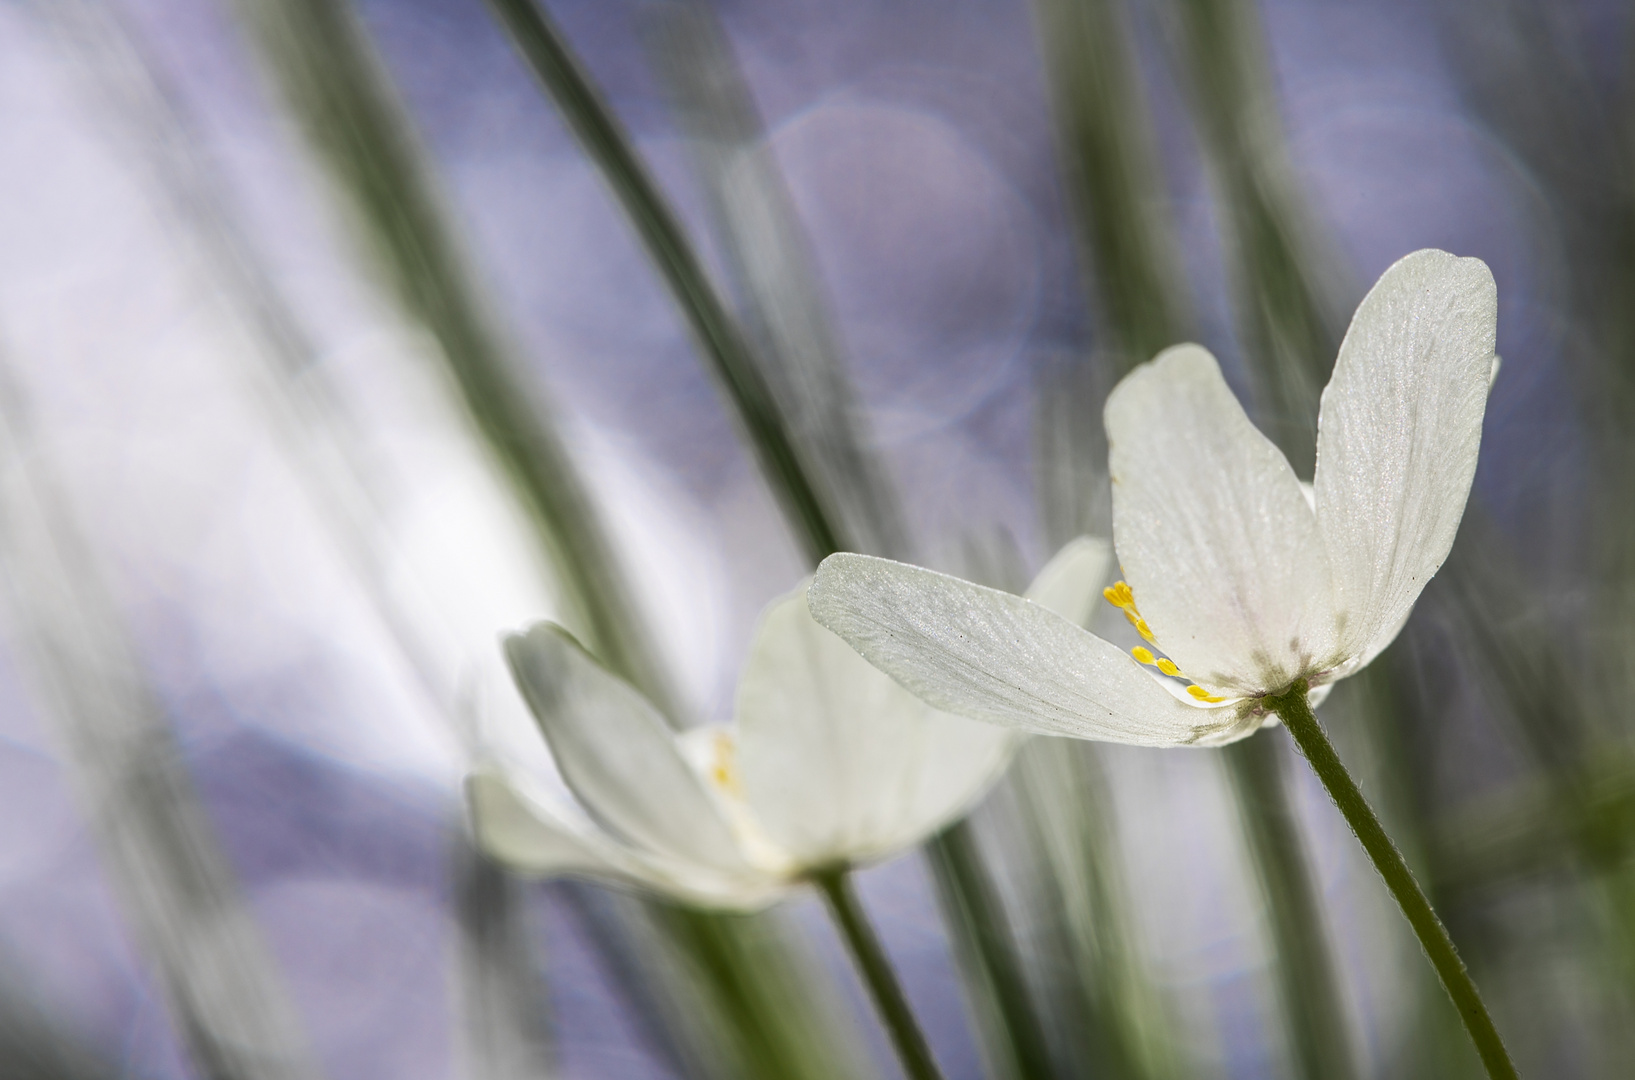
[710,732,741,796]
[1134,619,1156,644]
[1186,685,1226,703]
[1131,646,1156,665]
[1157,658,1182,677]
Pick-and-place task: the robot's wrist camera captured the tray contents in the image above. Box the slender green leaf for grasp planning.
[485,0,845,565]
[642,1,911,562]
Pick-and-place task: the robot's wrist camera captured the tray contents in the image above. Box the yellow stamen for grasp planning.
[1103,581,1135,608]
[1134,619,1156,644]
[1157,658,1182,677]
[1186,685,1226,703]
[1131,646,1156,665]
[711,732,741,796]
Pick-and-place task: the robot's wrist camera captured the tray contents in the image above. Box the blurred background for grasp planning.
[0,0,1627,1077]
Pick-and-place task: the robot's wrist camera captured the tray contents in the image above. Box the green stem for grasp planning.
[815,871,946,1080]
[1265,682,1519,1080]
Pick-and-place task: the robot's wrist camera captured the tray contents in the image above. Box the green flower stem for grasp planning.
[1265,682,1519,1080]
[815,870,946,1080]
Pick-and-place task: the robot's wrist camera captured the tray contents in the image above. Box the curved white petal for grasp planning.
[735,586,1013,866]
[503,624,751,874]
[467,769,784,910]
[1106,345,1340,693]
[1024,535,1114,626]
[808,554,1241,747]
[1314,249,1495,665]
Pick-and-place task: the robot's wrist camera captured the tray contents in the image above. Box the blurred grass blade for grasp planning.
[31,11,572,1076]
[647,903,875,1080]
[485,0,846,564]
[640,11,1077,1069]
[1220,736,1358,1080]
[453,836,558,1080]
[233,0,678,718]
[1164,0,1347,475]
[1031,0,1193,374]
[926,819,1057,1080]
[231,8,872,1080]
[642,1,910,561]
[552,886,873,1080]
[0,369,321,1080]
[0,944,123,1080]
[1034,354,1110,550]
[1013,741,1187,1080]
[33,0,457,723]
[1032,1,1357,1071]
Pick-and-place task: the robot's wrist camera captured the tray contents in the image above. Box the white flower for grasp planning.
[808,249,1497,748]
[467,539,1111,909]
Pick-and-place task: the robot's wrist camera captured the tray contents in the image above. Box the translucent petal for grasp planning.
[503,624,751,873]
[467,769,783,909]
[467,768,654,881]
[808,554,1237,747]
[1024,535,1114,626]
[1314,250,1496,663]
[736,586,1013,866]
[1106,345,1340,693]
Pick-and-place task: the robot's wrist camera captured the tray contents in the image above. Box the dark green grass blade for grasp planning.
[485,0,844,564]
[642,1,911,562]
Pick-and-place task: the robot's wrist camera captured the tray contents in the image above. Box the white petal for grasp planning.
[808,554,1246,747]
[735,585,1013,866]
[1314,250,1496,665]
[467,768,654,880]
[467,769,784,910]
[1024,535,1114,625]
[1106,345,1340,693]
[503,624,751,874]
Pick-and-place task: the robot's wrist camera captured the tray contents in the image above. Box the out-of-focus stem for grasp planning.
[926,821,1057,1080]
[815,870,947,1080]
[1267,683,1519,1080]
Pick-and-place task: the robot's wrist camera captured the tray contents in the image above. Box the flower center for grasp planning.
[1102,580,1227,702]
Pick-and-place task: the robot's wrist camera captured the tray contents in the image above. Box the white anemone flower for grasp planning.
[467,538,1110,909]
[808,249,1497,748]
